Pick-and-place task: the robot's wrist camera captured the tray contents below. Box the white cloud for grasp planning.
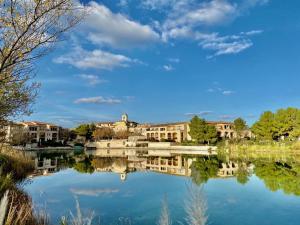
[77,74,107,86]
[82,1,160,48]
[243,30,263,36]
[203,39,253,58]
[118,0,129,8]
[222,90,235,95]
[163,0,237,31]
[185,111,213,116]
[151,0,265,57]
[74,96,122,104]
[163,65,174,71]
[207,84,235,95]
[141,0,177,10]
[54,47,137,70]
[219,114,235,120]
[168,58,180,63]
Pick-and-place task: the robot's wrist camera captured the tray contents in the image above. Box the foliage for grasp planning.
[114,130,132,139]
[236,165,250,185]
[73,157,94,174]
[74,124,95,140]
[251,111,276,140]
[92,128,114,141]
[254,160,300,196]
[0,0,83,125]
[233,117,247,138]
[191,156,220,185]
[251,108,300,141]
[189,116,218,145]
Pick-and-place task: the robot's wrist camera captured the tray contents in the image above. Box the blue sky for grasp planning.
[23,0,300,128]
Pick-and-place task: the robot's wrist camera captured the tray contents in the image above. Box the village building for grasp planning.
[94,113,251,143]
[96,114,138,132]
[140,121,236,143]
[4,121,60,143]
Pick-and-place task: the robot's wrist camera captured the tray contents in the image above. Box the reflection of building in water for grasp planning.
[218,161,239,177]
[146,155,193,176]
[34,158,58,176]
[217,161,252,177]
[92,157,131,181]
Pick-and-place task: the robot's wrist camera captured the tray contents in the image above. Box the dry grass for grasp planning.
[0,189,49,225]
[184,183,208,225]
[158,196,171,225]
[0,145,34,181]
[60,197,95,225]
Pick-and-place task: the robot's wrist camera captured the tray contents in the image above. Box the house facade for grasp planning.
[5,121,60,143]
[140,121,236,143]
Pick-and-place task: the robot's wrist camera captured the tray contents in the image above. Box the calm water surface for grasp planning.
[23,150,300,225]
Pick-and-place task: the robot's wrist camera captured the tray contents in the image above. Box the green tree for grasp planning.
[273,108,300,140]
[189,116,218,144]
[251,111,276,140]
[74,124,95,140]
[233,117,247,139]
[206,125,218,145]
[189,116,207,144]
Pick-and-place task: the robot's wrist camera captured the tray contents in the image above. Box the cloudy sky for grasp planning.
[24,0,300,127]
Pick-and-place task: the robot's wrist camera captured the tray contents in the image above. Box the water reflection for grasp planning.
[25,149,300,196]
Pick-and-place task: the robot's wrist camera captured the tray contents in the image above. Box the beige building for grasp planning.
[4,121,60,143]
[95,114,251,143]
[96,114,138,132]
[141,121,236,143]
[141,122,190,143]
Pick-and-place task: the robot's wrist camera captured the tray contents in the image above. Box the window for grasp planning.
[29,127,37,131]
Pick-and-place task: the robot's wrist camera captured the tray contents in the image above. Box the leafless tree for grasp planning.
[93,128,115,141]
[0,0,84,125]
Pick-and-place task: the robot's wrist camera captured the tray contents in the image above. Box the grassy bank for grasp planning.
[0,145,48,225]
[218,140,300,154]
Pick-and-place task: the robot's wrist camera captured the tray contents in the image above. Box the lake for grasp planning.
[23,149,300,225]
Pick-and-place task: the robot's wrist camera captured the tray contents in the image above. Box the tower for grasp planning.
[121,113,128,122]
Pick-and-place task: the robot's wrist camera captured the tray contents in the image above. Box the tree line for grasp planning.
[73,124,138,141]
[188,116,247,145]
[251,107,300,141]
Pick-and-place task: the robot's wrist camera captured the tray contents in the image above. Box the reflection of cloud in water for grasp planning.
[70,188,119,196]
[121,191,134,198]
[47,198,61,203]
[226,197,237,204]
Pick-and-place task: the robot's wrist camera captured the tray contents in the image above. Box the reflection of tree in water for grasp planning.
[73,157,94,174]
[254,161,300,196]
[191,156,252,185]
[191,156,220,185]
[91,157,113,169]
[236,165,250,185]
